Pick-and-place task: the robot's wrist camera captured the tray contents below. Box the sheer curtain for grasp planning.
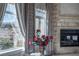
[0,3,7,25]
[15,3,26,38]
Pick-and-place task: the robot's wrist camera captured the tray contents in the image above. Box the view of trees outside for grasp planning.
[0,4,24,50]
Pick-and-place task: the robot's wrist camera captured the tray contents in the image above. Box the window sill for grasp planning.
[0,47,24,55]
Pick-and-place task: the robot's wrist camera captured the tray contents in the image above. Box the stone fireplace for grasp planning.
[55,4,79,54]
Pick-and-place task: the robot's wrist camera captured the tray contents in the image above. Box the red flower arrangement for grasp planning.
[31,29,54,54]
[32,35,53,47]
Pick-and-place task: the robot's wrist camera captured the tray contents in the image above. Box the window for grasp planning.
[35,9,48,36]
[0,4,24,50]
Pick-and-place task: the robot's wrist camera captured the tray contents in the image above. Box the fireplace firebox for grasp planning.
[60,29,79,47]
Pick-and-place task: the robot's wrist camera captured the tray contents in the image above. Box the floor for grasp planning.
[1,51,79,56]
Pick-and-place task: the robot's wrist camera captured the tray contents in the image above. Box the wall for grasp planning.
[55,3,79,54]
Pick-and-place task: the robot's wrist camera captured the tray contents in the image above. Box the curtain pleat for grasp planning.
[15,3,26,38]
[0,3,7,26]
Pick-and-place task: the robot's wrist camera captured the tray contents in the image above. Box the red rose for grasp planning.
[33,35,38,41]
[42,35,45,38]
[46,35,50,40]
[45,41,48,46]
[50,36,53,39]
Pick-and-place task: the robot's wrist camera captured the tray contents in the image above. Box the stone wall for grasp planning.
[46,3,59,55]
[55,3,79,54]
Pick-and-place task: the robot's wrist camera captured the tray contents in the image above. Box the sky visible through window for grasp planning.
[3,4,16,23]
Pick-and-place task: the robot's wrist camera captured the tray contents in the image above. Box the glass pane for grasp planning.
[35,9,47,36]
[6,4,16,14]
[40,19,46,35]
[3,13,16,23]
[35,18,40,30]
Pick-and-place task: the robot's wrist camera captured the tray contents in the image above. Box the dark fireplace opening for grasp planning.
[60,29,79,47]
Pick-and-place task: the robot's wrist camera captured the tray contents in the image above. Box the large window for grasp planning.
[0,4,24,50]
[35,9,48,36]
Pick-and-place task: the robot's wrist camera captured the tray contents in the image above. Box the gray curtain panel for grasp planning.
[15,3,35,55]
[0,3,7,26]
[24,3,35,55]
